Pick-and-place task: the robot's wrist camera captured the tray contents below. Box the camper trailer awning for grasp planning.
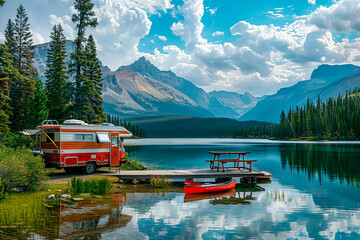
[19,129,42,136]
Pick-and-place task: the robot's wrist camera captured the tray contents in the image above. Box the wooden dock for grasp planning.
[106,169,266,181]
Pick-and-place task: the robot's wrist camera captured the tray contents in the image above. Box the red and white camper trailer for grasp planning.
[20,119,133,174]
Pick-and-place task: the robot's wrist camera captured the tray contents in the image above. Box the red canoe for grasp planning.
[184,179,236,194]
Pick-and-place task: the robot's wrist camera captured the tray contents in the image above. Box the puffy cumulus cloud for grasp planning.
[211,31,224,37]
[49,14,75,39]
[171,0,206,45]
[87,1,154,69]
[102,0,173,15]
[31,31,45,44]
[308,0,360,33]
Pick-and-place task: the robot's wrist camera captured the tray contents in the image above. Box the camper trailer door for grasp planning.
[110,132,120,166]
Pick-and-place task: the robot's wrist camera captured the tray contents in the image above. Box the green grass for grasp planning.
[68,177,112,195]
[150,176,170,188]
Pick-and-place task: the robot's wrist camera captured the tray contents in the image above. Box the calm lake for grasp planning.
[1,138,360,239]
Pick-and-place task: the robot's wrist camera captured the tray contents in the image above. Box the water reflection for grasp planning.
[59,193,131,239]
[0,193,130,239]
[280,144,360,185]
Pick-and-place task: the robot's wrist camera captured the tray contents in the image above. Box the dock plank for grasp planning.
[106,169,266,180]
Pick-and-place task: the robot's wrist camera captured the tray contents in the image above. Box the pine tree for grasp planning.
[4,19,16,63]
[26,79,49,128]
[83,35,105,123]
[70,0,98,119]
[14,5,37,78]
[45,24,69,123]
[0,44,17,131]
[10,5,36,129]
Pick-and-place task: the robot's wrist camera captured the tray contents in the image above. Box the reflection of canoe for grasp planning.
[184,189,236,202]
[184,179,236,194]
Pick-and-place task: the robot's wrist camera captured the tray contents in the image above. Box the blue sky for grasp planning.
[1,0,360,96]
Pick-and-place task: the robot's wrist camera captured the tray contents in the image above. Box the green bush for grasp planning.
[69,177,112,195]
[0,178,4,199]
[0,132,35,149]
[119,159,146,170]
[0,145,48,192]
[150,176,170,188]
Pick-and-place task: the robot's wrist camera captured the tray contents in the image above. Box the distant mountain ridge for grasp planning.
[241,64,360,123]
[116,57,254,118]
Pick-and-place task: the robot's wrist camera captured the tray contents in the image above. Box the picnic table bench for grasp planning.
[207,151,257,172]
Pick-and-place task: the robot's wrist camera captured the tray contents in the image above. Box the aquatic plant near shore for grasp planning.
[69,177,112,195]
[150,176,170,188]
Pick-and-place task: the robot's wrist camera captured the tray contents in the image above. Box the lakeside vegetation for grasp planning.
[234,88,360,140]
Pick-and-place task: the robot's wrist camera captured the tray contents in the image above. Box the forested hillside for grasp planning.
[234,88,360,140]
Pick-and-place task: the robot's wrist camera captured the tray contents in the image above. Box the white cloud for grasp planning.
[156,35,167,41]
[31,31,45,44]
[266,10,284,19]
[307,0,360,33]
[308,0,316,4]
[212,31,224,37]
[0,31,5,42]
[89,1,152,68]
[208,7,217,15]
[100,0,173,15]
[49,14,75,39]
[171,0,206,45]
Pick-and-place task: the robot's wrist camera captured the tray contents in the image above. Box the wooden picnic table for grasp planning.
[206,151,256,172]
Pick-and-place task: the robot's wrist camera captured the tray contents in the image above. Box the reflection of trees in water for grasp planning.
[280,144,360,185]
[60,193,131,239]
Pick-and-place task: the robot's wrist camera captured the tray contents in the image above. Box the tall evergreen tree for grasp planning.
[14,5,37,78]
[0,44,17,131]
[26,79,49,128]
[4,19,16,63]
[9,5,36,129]
[83,35,105,123]
[45,24,69,122]
[70,0,98,119]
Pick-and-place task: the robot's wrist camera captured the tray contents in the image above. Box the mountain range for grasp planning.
[241,64,360,123]
[33,41,360,123]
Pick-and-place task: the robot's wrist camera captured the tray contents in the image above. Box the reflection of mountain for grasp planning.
[60,193,131,239]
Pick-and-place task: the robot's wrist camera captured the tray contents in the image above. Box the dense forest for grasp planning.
[106,114,145,138]
[0,0,106,132]
[233,88,360,140]
[126,115,272,138]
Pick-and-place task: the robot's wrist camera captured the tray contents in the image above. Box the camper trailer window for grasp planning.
[96,133,110,143]
[112,137,118,147]
[75,134,94,141]
[46,133,55,143]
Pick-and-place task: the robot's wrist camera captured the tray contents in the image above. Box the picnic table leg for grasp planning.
[217,155,220,172]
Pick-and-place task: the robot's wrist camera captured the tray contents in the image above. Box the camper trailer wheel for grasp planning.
[84,162,96,174]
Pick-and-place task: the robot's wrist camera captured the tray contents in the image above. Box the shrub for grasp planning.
[119,159,146,170]
[0,132,35,149]
[0,178,4,199]
[0,145,48,192]
[69,177,112,195]
[150,176,170,188]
